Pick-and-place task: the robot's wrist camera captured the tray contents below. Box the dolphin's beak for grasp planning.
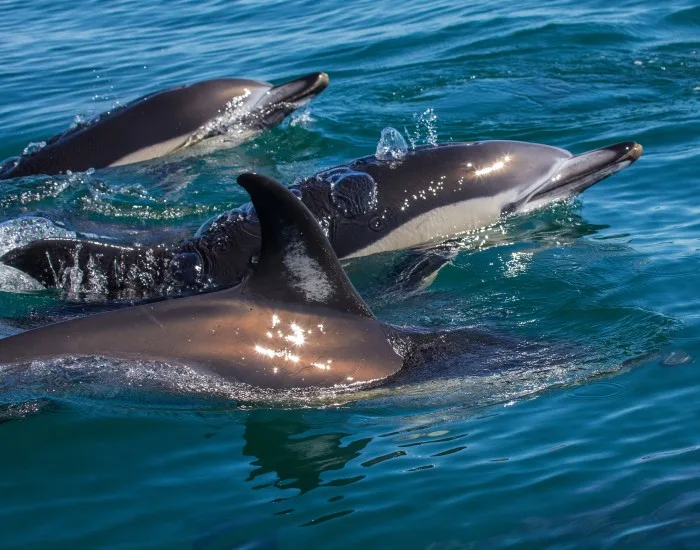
[261,72,330,108]
[523,141,643,208]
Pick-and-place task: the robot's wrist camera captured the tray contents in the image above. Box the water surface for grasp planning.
[1,0,699,548]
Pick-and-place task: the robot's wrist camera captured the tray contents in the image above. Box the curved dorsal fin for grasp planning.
[236,172,373,319]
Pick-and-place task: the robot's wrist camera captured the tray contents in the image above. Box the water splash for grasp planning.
[182,89,257,148]
[406,108,439,148]
[375,127,409,160]
[0,355,373,411]
[289,107,315,127]
[21,141,47,155]
[194,201,258,239]
[0,264,45,293]
[0,216,76,257]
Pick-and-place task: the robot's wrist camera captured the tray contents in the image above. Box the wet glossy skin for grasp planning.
[326,141,641,258]
[0,288,402,389]
[199,140,641,275]
[0,151,645,390]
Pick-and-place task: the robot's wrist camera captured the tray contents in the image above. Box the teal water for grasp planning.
[1,0,699,548]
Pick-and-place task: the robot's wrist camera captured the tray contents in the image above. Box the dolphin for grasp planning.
[0,173,406,388]
[1,139,642,300]
[0,72,329,180]
[0,173,607,390]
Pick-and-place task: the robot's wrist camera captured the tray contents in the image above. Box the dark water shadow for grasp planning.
[242,409,371,495]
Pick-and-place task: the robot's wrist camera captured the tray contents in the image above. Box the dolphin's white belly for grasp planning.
[346,190,516,258]
[108,134,191,167]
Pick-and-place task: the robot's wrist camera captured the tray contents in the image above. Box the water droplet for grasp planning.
[375,127,408,160]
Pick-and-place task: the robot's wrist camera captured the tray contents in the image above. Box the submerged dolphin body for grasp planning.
[0,72,329,180]
[1,140,642,300]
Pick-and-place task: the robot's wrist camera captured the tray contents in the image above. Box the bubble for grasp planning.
[375,127,408,161]
[660,350,694,366]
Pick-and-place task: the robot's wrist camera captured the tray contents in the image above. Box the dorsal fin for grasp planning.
[236,172,374,318]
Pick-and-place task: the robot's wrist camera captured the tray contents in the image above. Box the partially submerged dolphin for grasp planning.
[1,139,642,300]
[0,173,410,388]
[0,72,329,180]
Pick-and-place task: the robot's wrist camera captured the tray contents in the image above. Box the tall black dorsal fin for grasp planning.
[236,172,373,319]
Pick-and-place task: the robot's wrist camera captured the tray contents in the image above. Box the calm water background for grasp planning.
[1,0,699,548]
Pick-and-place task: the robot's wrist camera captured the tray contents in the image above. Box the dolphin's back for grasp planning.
[0,290,400,389]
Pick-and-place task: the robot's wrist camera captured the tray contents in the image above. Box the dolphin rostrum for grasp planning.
[0,72,329,180]
[1,139,642,300]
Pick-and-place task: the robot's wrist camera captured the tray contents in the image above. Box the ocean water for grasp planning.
[1,0,699,548]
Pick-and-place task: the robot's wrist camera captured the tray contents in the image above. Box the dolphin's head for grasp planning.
[318,140,642,258]
[513,141,642,212]
[250,72,329,128]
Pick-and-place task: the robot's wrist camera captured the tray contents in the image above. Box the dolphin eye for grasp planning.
[368,215,384,232]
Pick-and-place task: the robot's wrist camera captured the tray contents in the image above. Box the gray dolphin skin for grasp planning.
[0,173,407,389]
[1,139,642,300]
[0,72,329,180]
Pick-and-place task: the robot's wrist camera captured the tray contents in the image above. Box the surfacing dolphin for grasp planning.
[0,173,441,388]
[1,139,642,300]
[0,72,329,180]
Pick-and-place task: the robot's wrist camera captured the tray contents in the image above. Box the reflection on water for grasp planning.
[242,410,370,495]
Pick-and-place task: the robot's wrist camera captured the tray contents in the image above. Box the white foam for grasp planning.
[0,216,76,257]
[0,264,44,293]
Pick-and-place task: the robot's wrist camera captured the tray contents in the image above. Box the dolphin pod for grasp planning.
[0,72,329,180]
[1,139,642,300]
